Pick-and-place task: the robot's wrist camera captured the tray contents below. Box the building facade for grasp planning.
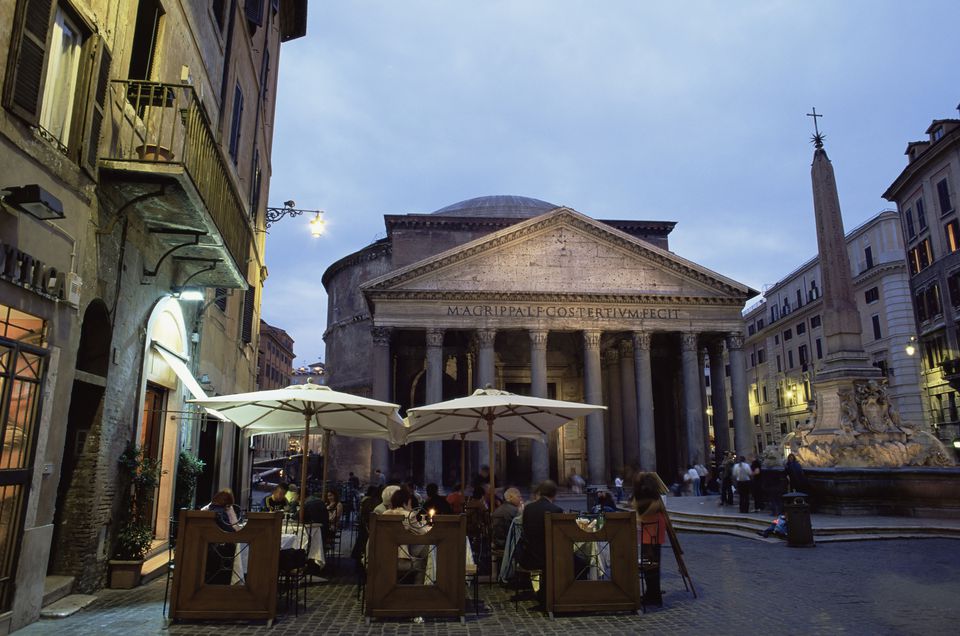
[253,319,295,462]
[884,117,960,446]
[0,0,305,630]
[736,210,926,453]
[322,196,757,489]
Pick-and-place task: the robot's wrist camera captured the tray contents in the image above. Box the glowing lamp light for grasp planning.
[905,336,917,357]
[952,438,960,450]
[174,287,204,301]
[309,212,326,237]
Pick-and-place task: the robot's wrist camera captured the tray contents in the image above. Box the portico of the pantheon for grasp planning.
[321,196,758,488]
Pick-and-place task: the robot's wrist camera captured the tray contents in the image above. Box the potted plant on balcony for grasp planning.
[109,444,163,589]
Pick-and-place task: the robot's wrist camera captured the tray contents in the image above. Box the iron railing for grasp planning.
[103,80,253,276]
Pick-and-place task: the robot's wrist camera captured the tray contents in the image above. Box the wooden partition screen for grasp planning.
[169,511,282,623]
[544,512,640,616]
[365,514,466,622]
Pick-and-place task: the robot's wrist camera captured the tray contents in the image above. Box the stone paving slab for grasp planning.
[16,534,959,636]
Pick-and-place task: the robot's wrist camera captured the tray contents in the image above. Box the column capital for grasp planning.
[425,327,445,348]
[680,332,700,352]
[726,332,745,350]
[371,326,392,347]
[476,328,497,348]
[619,338,634,357]
[529,329,548,349]
[632,331,652,352]
[583,329,602,350]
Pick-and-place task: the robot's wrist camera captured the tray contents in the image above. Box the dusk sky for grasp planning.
[260,0,960,366]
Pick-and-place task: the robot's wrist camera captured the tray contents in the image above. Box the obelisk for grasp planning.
[805,112,880,439]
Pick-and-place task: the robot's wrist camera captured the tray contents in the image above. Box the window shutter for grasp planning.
[3,0,56,124]
[79,37,111,176]
[245,0,265,27]
[241,286,256,344]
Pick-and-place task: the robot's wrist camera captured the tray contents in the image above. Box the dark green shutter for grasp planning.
[3,0,56,124]
[245,0,264,27]
[79,37,111,176]
[241,287,255,343]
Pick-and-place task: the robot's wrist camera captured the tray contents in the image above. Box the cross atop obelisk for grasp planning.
[807,107,825,148]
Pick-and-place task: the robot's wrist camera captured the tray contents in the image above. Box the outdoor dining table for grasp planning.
[232,521,325,584]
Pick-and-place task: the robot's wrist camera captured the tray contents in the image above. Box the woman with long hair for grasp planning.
[632,472,668,607]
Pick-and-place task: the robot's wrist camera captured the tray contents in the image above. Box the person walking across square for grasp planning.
[733,455,753,513]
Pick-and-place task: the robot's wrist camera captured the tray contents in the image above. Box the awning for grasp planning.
[152,342,227,421]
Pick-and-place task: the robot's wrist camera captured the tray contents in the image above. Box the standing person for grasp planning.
[721,453,735,506]
[785,453,809,493]
[614,474,624,502]
[348,472,360,491]
[472,465,490,493]
[751,456,764,512]
[694,461,709,491]
[685,465,701,496]
[568,468,585,494]
[375,469,386,486]
[733,455,753,513]
[351,485,381,565]
[632,473,669,607]
[519,480,564,607]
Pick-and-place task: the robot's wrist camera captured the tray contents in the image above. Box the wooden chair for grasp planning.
[161,515,178,618]
[277,547,308,615]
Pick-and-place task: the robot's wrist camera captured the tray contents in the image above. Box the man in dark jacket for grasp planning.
[520,480,563,607]
[423,483,453,515]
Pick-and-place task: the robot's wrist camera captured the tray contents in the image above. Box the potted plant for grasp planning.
[174,450,205,511]
[109,444,163,588]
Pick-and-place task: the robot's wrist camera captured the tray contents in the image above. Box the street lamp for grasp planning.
[905,336,917,357]
[265,200,325,236]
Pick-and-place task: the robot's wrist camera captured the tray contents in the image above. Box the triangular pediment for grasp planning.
[362,208,755,302]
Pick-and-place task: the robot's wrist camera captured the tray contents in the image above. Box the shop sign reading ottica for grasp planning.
[0,239,73,302]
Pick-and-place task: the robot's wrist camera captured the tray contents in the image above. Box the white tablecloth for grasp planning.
[230,524,325,584]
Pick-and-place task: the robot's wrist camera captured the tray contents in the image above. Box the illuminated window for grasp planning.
[946,219,960,253]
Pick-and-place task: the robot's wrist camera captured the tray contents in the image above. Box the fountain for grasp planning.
[778,117,959,517]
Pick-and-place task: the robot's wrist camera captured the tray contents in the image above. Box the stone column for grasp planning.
[727,332,755,458]
[708,340,730,457]
[604,348,624,477]
[583,330,606,486]
[633,331,656,472]
[424,328,445,486]
[475,328,497,471]
[370,326,392,478]
[619,339,639,467]
[698,347,710,465]
[681,332,704,466]
[529,329,550,486]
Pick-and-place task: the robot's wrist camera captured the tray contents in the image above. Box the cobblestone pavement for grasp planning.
[17,535,959,636]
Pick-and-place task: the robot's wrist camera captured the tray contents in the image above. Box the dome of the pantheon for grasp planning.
[430,195,559,218]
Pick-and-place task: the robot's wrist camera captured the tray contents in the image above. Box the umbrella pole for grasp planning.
[321,429,331,506]
[460,433,466,495]
[487,417,495,513]
[299,412,310,524]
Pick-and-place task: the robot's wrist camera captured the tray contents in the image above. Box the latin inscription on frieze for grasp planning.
[446,304,681,321]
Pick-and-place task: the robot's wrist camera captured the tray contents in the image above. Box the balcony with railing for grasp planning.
[98,80,255,288]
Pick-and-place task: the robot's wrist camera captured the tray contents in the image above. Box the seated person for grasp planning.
[757,514,788,539]
[264,483,290,512]
[326,490,343,530]
[202,489,240,584]
[519,480,564,605]
[592,491,618,513]
[446,483,465,514]
[423,483,453,515]
[381,487,428,584]
[491,487,523,548]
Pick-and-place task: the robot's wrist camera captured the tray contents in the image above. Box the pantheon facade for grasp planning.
[322,196,757,487]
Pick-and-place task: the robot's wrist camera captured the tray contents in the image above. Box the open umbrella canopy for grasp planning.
[403,387,604,442]
[405,387,606,511]
[189,381,404,522]
[188,381,404,445]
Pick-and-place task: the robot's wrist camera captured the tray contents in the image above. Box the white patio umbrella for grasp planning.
[189,380,403,521]
[405,387,606,512]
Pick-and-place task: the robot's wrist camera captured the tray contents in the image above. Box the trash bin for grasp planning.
[782,491,815,548]
[585,487,598,512]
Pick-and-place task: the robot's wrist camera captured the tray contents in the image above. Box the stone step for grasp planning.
[42,575,74,607]
[140,549,171,584]
[39,594,97,619]
[673,512,960,540]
